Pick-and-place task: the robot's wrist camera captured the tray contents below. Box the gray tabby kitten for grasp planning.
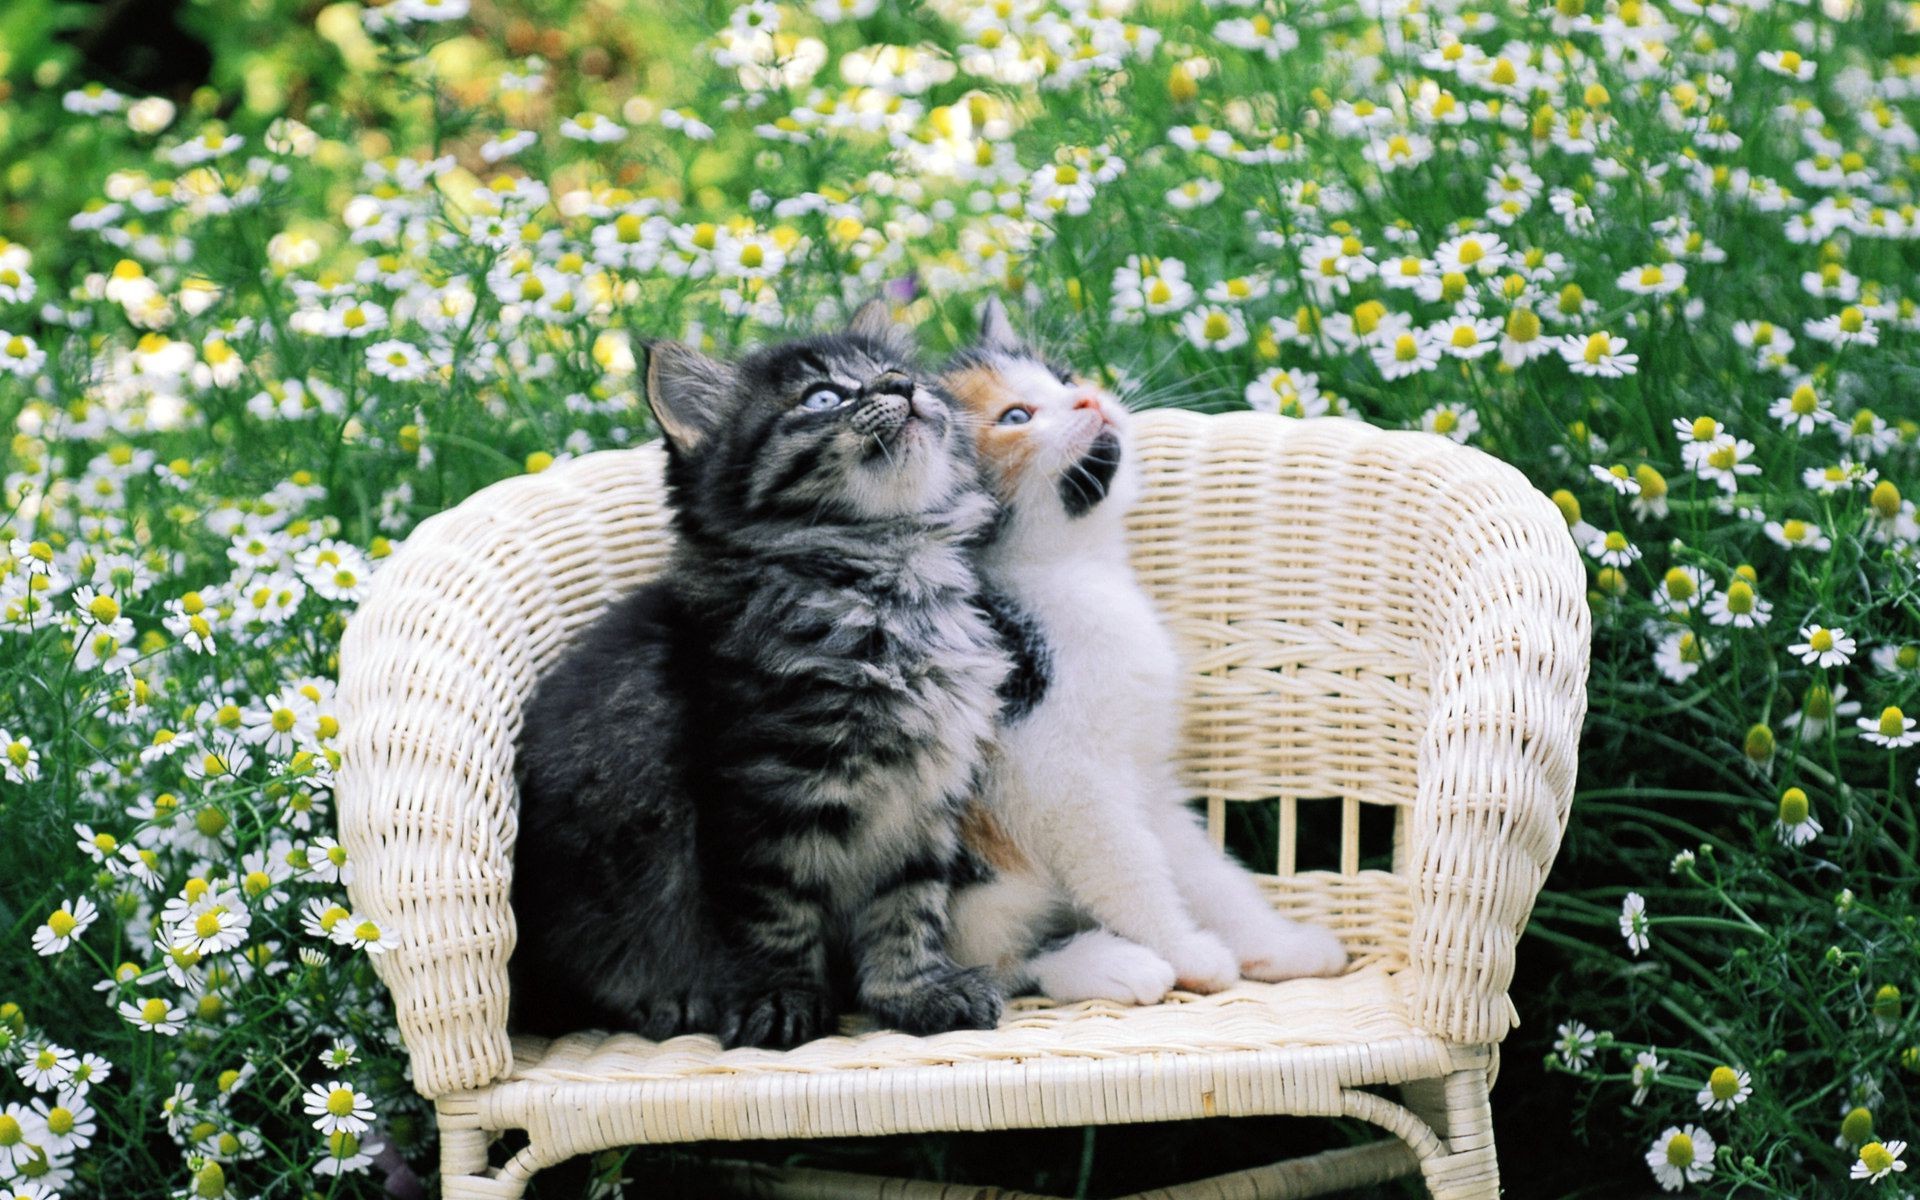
[510,305,1009,1048]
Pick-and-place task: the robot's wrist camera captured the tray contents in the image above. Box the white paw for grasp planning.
[1030,931,1177,1005]
[1232,918,1348,982]
[1163,931,1240,994]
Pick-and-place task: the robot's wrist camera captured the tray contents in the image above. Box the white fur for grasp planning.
[950,358,1347,1003]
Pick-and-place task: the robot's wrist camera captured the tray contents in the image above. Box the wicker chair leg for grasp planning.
[1404,1066,1500,1200]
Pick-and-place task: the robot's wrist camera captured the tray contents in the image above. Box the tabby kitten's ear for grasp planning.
[645,340,735,455]
[978,295,1020,351]
[848,298,916,359]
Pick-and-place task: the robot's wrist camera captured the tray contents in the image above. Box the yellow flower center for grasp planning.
[1433,411,1459,433]
[1778,50,1803,72]
[1810,629,1834,652]
[1839,306,1865,332]
[1450,325,1479,349]
[1862,1143,1895,1174]
[88,594,120,623]
[1146,279,1173,305]
[739,243,764,269]
[1707,444,1737,470]
[1639,266,1665,287]
[140,998,170,1024]
[329,1130,362,1158]
[1665,1132,1694,1167]
[1603,531,1627,552]
[1583,333,1610,364]
[1506,309,1541,342]
[48,910,78,938]
[354,920,381,942]
[45,1106,73,1136]
[1393,334,1419,361]
[196,806,229,837]
[326,1087,358,1117]
[1663,569,1694,601]
[1708,1066,1740,1100]
[0,1115,19,1145]
[1782,519,1808,542]
[1726,582,1754,614]
[1879,707,1907,737]
[194,909,225,940]
[1203,312,1231,339]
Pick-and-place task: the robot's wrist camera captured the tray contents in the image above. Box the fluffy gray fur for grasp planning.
[510,304,1010,1048]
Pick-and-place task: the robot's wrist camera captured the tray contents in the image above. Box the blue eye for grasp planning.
[800,387,845,412]
[997,406,1033,426]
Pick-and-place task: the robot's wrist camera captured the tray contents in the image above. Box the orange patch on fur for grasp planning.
[943,365,1042,500]
[959,798,1030,874]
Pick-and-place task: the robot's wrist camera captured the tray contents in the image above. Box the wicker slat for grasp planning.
[335,411,1589,1199]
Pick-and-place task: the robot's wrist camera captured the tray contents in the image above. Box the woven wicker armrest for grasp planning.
[1398,444,1591,1045]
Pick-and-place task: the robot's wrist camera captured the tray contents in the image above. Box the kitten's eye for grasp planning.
[997,406,1033,426]
[799,386,846,412]
[1050,365,1075,385]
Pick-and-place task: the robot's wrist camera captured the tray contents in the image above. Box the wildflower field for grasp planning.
[1,0,1918,1195]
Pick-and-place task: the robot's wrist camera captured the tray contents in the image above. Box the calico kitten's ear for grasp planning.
[978,295,1020,351]
[645,340,735,454]
[848,298,916,359]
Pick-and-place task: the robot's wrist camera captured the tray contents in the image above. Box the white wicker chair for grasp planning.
[336,410,1589,1200]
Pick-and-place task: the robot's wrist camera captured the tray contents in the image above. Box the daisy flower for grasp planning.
[1561,331,1638,377]
[1804,306,1878,347]
[1181,306,1249,352]
[16,1043,77,1093]
[1852,1140,1907,1183]
[1763,517,1830,552]
[314,1129,385,1177]
[1648,1125,1715,1191]
[1617,263,1686,295]
[1693,437,1761,493]
[1654,566,1710,614]
[1697,1065,1751,1111]
[1775,787,1821,846]
[1591,464,1641,496]
[1703,579,1771,628]
[1433,232,1509,276]
[303,1081,375,1136]
[1620,892,1650,954]
[1585,530,1641,568]
[119,997,188,1036]
[3,730,42,783]
[0,1104,48,1170]
[1632,1050,1669,1105]
[1432,315,1500,359]
[32,1091,95,1154]
[1499,308,1555,366]
[32,897,97,956]
[365,339,432,383]
[1859,706,1919,748]
[1758,49,1816,80]
[169,892,251,956]
[558,112,625,143]
[1421,404,1481,443]
[1791,625,1856,668]
[1371,329,1441,380]
[1766,382,1827,432]
[1554,1020,1598,1070]
[334,914,397,954]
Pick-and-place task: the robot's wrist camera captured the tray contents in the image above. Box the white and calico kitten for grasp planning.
[942,300,1348,1004]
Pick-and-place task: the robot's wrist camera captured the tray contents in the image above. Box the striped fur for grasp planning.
[511,308,1010,1048]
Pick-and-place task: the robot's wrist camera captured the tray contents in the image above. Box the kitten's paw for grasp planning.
[1164,931,1240,994]
[870,965,1004,1035]
[720,985,832,1050]
[1029,931,1177,1005]
[1234,919,1349,982]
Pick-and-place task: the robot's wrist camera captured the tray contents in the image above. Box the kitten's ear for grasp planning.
[848,298,915,358]
[978,295,1020,350]
[644,340,734,454]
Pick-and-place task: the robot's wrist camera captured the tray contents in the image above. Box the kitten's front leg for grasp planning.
[1015,766,1237,993]
[1148,796,1347,981]
[853,852,1003,1035]
[718,863,836,1049]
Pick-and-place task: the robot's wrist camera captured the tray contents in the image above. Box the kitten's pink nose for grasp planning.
[1073,393,1102,411]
